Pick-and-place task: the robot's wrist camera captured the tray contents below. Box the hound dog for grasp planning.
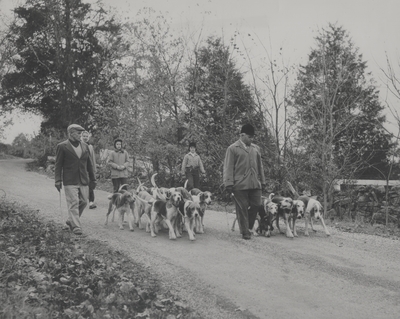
[106,184,132,224]
[168,187,193,235]
[148,191,183,239]
[150,173,171,200]
[105,189,136,231]
[133,190,154,231]
[182,200,202,241]
[257,198,279,237]
[271,195,294,238]
[190,188,212,233]
[230,193,278,237]
[171,187,193,201]
[298,196,330,236]
[288,199,306,237]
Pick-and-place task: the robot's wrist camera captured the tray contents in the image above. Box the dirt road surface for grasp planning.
[1,158,399,319]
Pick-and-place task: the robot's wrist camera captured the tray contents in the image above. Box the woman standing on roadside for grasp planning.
[181,142,206,190]
[108,138,130,193]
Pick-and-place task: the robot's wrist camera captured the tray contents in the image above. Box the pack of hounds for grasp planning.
[105,173,212,241]
[231,181,331,238]
[105,176,330,241]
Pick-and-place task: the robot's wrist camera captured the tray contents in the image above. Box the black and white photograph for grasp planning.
[1,0,400,318]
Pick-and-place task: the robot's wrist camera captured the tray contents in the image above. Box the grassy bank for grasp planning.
[0,199,192,319]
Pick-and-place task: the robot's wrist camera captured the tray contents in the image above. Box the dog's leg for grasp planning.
[105,202,115,225]
[118,211,124,230]
[149,211,157,237]
[319,216,331,236]
[250,218,259,237]
[185,218,195,241]
[284,213,294,238]
[201,212,205,231]
[304,214,310,236]
[132,202,139,228]
[174,216,182,238]
[276,214,283,234]
[142,205,151,231]
[292,216,298,237]
[310,217,317,232]
[197,214,204,234]
[146,220,151,233]
[163,219,177,240]
[127,208,135,232]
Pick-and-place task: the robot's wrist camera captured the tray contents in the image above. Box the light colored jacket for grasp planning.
[108,149,130,178]
[181,152,205,175]
[87,144,96,174]
[223,140,265,190]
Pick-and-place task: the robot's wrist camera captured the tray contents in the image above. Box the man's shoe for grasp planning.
[89,202,97,209]
[73,233,88,238]
[73,228,86,237]
[242,233,251,240]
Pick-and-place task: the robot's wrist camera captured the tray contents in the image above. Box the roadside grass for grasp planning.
[0,199,192,319]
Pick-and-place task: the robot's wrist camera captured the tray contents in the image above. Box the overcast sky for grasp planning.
[1,0,399,143]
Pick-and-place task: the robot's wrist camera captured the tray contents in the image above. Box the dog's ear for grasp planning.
[200,192,205,201]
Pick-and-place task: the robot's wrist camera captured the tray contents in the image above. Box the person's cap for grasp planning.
[240,124,255,137]
[67,124,85,133]
[189,142,196,148]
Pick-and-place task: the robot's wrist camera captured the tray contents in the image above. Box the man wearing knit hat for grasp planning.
[223,124,266,240]
[55,124,97,236]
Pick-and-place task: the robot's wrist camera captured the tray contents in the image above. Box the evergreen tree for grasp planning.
[290,24,392,205]
[1,0,123,131]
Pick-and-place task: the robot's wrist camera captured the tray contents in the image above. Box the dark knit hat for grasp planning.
[240,124,255,136]
[114,138,123,148]
[188,142,196,149]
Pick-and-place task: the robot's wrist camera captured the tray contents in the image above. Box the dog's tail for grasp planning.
[119,184,129,192]
[184,179,188,189]
[136,178,147,193]
[155,188,167,201]
[151,173,158,188]
[287,181,300,199]
[268,193,275,201]
[135,195,153,205]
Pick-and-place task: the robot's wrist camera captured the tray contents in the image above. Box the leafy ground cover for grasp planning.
[0,199,192,319]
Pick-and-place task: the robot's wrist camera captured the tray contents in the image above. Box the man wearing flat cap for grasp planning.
[55,124,96,236]
[223,124,266,240]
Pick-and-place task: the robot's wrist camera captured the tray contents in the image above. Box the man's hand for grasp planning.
[55,182,62,192]
[225,185,233,194]
[89,181,97,190]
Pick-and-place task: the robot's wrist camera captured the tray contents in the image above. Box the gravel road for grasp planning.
[1,158,399,319]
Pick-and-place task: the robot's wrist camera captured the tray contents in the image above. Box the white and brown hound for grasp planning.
[298,196,330,236]
[190,188,212,233]
[105,189,136,231]
[258,198,279,237]
[272,195,294,238]
[148,191,183,239]
[289,199,306,237]
[133,190,154,231]
[182,200,202,241]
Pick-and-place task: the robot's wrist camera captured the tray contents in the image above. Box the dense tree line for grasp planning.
[0,1,397,208]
